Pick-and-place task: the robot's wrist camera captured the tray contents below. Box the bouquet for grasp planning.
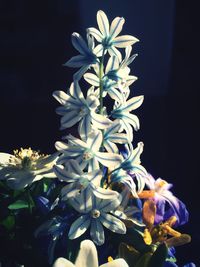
[0,10,195,267]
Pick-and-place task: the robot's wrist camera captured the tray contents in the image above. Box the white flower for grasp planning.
[54,159,118,200]
[64,32,98,80]
[0,148,58,190]
[88,10,139,61]
[55,130,123,171]
[111,95,144,142]
[53,239,129,267]
[53,81,111,140]
[68,192,126,245]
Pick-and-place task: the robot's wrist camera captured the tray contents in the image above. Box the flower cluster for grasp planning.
[0,10,195,267]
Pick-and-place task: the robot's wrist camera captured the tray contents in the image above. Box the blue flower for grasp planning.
[145,174,189,226]
[68,191,126,245]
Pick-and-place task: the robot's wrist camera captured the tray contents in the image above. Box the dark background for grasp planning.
[0,0,199,265]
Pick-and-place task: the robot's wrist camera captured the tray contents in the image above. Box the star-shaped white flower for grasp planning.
[111,95,144,142]
[54,159,118,200]
[64,32,98,80]
[53,81,111,140]
[88,10,139,61]
[53,239,129,267]
[55,130,123,172]
[68,192,126,245]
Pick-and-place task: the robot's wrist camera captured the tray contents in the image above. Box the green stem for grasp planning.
[99,49,105,115]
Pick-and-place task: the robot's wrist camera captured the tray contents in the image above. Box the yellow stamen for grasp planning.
[108,256,113,262]
[143,228,152,245]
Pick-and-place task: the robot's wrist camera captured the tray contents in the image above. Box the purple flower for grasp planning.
[145,174,189,226]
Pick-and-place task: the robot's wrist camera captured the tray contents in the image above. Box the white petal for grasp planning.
[84,73,100,87]
[113,35,139,48]
[0,153,12,165]
[91,112,112,130]
[110,17,125,39]
[92,185,119,200]
[53,90,71,105]
[78,116,92,141]
[104,140,118,154]
[122,113,140,131]
[95,152,122,168]
[122,95,144,112]
[87,95,100,109]
[105,56,119,73]
[53,165,78,182]
[87,27,103,42]
[71,32,90,55]
[108,46,122,62]
[87,130,102,151]
[67,159,83,175]
[60,110,82,129]
[64,55,88,68]
[108,133,128,144]
[75,239,99,267]
[90,220,105,246]
[74,65,90,81]
[100,259,129,267]
[69,81,85,102]
[97,10,109,36]
[7,170,35,190]
[100,213,126,234]
[93,44,104,57]
[53,257,75,267]
[68,215,90,239]
[98,196,121,212]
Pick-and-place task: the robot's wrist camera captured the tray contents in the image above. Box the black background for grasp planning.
[0,0,199,265]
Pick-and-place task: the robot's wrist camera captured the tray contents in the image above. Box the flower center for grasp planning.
[79,177,89,188]
[82,150,93,161]
[91,209,101,219]
[79,106,88,116]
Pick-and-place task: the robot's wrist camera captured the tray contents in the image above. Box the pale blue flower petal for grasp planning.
[60,110,82,129]
[78,115,92,140]
[95,152,122,168]
[93,44,104,57]
[87,27,103,42]
[100,213,126,234]
[71,32,91,55]
[121,95,144,112]
[97,10,110,37]
[104,140,118,153]
[87,130,102,151]
[98,196,121,212]
[108,46,122,62]
[84,73,100,87]
[105,56,119,73]
[64,55,89,68]
[110,17,125,39]
[90,219,105,246]
[90,112,112,129]
[113,35,139,48]
[91,185,119,199]
[68,215,90,239]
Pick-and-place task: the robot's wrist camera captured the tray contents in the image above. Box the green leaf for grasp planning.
[119,242,141,267]
[134,253,152,267]
[147,243,168,267]
[0,215,15,230]
[8,200,30,210]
